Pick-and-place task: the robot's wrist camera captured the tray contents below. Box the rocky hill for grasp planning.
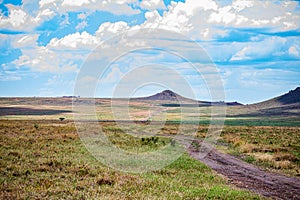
[135,90,242,106]
[251,87,300,109]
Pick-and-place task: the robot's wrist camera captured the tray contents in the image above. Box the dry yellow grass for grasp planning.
[239,143,257,153]
[220,126,300,177]
[273,160,293,169]
[251,153,274,162]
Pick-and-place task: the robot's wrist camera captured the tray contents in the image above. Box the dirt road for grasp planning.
[186,139,300,200]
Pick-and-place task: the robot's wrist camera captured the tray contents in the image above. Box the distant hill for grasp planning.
[135,90,242,106]
[231,87,300,117]
[276,87,300,105]
[135,90,193,102]
[251,87,300,108]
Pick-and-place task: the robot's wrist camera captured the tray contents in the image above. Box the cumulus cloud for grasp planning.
[3,0,300,78]
[39,0,140,15]
[6,20,132,73]
[0,4,55,31]
[5,34,81,73]
[5,20,131,73]
[140,0,166,11]
[138,0,300,40]
[209,0,300,31]
[0,0,140,31]
[96,21,130,40]
[48,31,99,49]
[0,5,28,28]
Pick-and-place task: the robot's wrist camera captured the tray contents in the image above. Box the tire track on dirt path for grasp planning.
[186,139,300,200]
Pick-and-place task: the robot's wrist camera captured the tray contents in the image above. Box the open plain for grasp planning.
[1,89,300,199]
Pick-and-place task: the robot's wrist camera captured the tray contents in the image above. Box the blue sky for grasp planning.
[0,0,299,104]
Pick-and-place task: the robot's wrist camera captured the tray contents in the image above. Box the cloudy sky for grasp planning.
[0,0,299,104]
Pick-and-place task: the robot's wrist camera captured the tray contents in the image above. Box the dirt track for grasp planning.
[186,139,300,200]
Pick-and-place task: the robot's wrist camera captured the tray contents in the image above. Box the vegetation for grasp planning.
[59,117,65,121]
[0,120,262,199]
[217,126,300,177]
[0,90,299,198]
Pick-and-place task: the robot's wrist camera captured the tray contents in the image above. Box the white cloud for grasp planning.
[9,36,81,73]
[61,0,90,7]
[34,8,55,22]
[101,66,124,83]
[14,52,79,73]
[75,21,88,31]
[138,0,300,40]
[7,21,130,73]
[0,5,29,30]
[209,6,237,25]
[0,4,55,31]
[12,34,39,48]
[230,36,287,61]
[39,0,140,15]
[48,31,99,49]
[288,46,299,57]
[232,0,254,12]
[76,12,90,31]
[39,0,57,7]
[135,0,221,39]
[227,0,300,31]
[140,0,165,11]
[4,0,300,77]
[96,21,129,41]
[1,0,140,31]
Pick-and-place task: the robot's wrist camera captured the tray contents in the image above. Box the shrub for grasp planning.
[34,123,39,130]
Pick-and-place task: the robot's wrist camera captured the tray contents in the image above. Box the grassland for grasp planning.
[0,97,299,199]
[0,120,261,199]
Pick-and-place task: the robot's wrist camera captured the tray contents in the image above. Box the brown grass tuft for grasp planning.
[273,160,292,169]
[251,153,273,162]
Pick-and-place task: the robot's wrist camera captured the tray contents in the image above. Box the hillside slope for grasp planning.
[228,87,300,118]
[251,87,300,109]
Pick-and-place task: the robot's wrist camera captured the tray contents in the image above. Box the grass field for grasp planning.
[0,97,299,199]
[0,120,262,199]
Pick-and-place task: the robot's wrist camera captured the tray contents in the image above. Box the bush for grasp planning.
[34,123,39,130]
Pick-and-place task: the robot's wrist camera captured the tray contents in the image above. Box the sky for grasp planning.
[0,0,299,104]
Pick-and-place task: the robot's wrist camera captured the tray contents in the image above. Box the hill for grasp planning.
[276,87,300,105]
[229,87,300,118]
[251,87,300,109]
[135,90,242,106]
[135,90,194,102]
